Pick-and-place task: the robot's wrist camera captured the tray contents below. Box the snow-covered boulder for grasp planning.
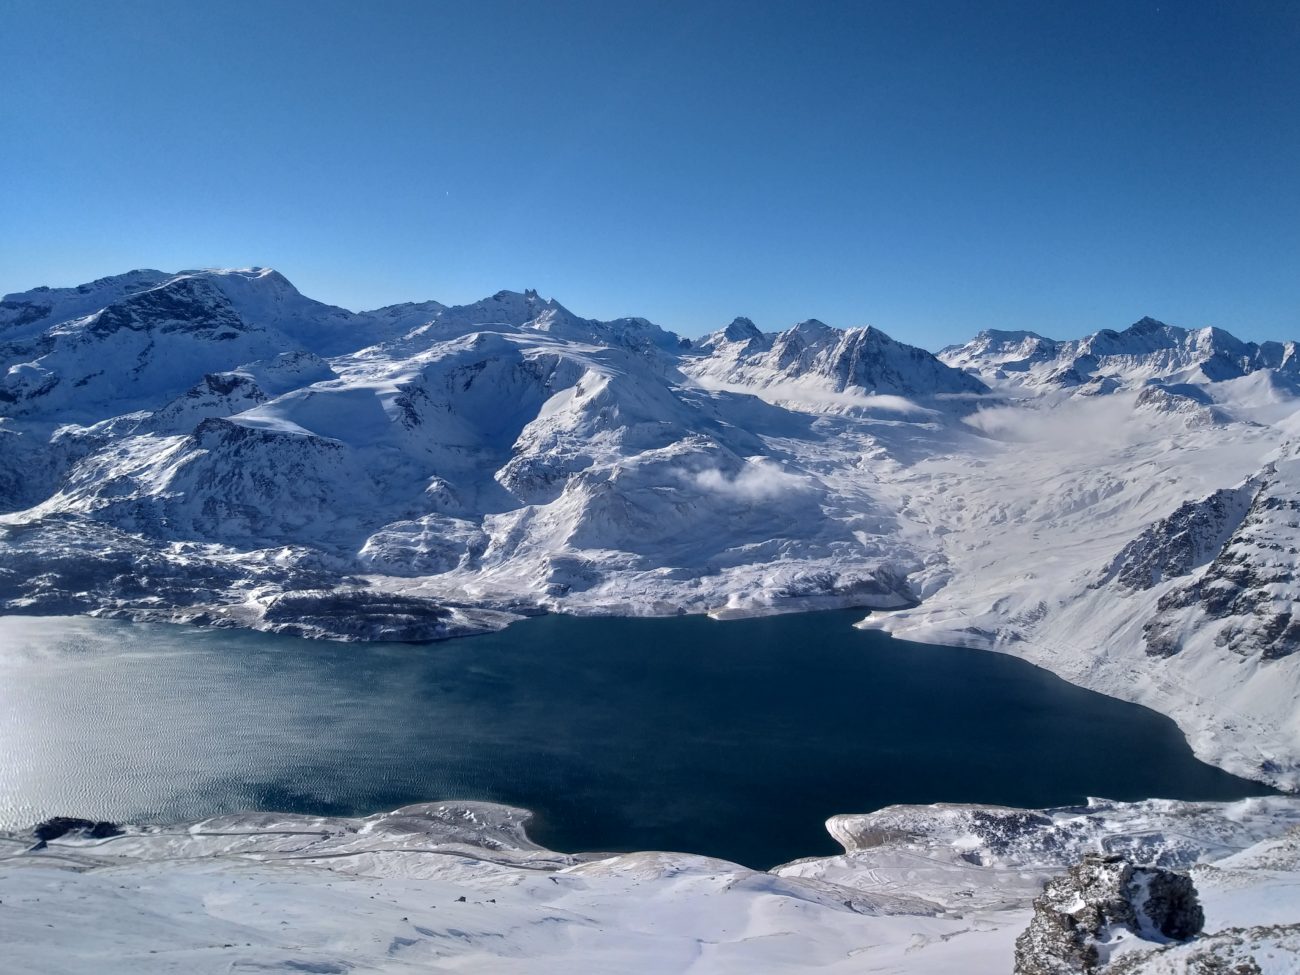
[1013,853,1203,974]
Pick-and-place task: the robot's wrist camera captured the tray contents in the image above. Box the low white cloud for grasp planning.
[688,459,815,501]
[691,375,936,417]
[963,393,1140,445]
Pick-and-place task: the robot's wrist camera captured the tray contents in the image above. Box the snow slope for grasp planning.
[2,796,1297,974]
[1,270,1298,789]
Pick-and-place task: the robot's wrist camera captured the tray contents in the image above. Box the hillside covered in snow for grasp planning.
[2,268,1298,789]
[4,796,1298,974]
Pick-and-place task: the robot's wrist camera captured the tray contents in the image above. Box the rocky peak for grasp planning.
[784,318,835,340]
[1125,316,1171,335]
[722,316,762,343]
[437,290,575,332]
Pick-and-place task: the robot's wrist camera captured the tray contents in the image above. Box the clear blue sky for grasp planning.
[3,0,1298,347]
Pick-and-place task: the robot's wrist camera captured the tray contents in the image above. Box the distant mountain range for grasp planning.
[2,268,1298,789]
[941,316,1300,392]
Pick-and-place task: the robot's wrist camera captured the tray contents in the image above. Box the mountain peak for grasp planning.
[437,290,575,329]
[856,324,894,342]
[790,318,833,334]
[1126,316,1173,334]
[722,317,762,342]
[686,314,987,400]
[975,328,1050,343]
[943,313,1299,392]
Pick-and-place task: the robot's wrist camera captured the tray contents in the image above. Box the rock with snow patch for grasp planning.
[1013,853,1203,975]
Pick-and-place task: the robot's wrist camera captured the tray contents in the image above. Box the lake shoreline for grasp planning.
[0,610,1278,868]
[5,795,1299,974]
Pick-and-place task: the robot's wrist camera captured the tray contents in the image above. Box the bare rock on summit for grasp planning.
[1013,853,1204,975]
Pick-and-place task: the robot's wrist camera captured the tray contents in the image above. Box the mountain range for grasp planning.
[2,267,1297,788]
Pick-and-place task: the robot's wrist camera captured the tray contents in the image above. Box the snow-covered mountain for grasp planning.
[0,267,438,421]
[2,269,1299,791]
[687,316,988,407]
[941,316,1300,393]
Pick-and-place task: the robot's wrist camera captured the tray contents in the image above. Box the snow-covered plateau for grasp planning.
[1,268,1298,791]
[3,797,1299,974]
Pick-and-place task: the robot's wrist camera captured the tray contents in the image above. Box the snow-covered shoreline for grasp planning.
[4,796,1298,973]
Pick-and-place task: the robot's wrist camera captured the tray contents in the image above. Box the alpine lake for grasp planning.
[0,609,1274,869]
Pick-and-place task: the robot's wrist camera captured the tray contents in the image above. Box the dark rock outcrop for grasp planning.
[33,817,123,842]
[261,589,453,641]
[1143,462,1300,660]
[1014,853,1204,975]
[1096,482,1256,595]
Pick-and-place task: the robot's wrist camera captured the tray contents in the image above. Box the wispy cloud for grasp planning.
[687,458,816,501]
[962,393,1141,445]
[691,375,937,417]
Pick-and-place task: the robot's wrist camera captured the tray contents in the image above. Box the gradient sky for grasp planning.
[3,0,1298,347]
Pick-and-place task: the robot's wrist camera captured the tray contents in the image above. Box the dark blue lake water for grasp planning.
[0,610,1273,868]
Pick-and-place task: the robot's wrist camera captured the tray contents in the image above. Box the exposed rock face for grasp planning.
[1013,853,1204,975]
[146,371,269,434]
[1096,480,1258,594]
[260,589,453,641]
[32,817,123,842]
[1145,459,1300,660]
[0,276,286,418]
[0,270,171,338]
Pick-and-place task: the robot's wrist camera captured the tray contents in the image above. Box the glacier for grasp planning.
[2,267,1299,794]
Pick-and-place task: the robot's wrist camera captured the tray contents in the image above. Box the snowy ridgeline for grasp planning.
[2,268,1300,786]
[3,797,1298,974]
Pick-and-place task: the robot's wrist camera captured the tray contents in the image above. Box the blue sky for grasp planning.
[3,0,1297,347]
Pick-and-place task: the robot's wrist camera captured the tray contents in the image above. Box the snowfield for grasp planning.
[3,797,1298,974]
[2,267,1298,795]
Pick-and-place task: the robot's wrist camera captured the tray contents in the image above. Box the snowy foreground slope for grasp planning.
[2,269,1299,787]
[3,797,1298,974]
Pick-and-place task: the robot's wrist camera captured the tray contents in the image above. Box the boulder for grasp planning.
[1014,853,1204,974]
